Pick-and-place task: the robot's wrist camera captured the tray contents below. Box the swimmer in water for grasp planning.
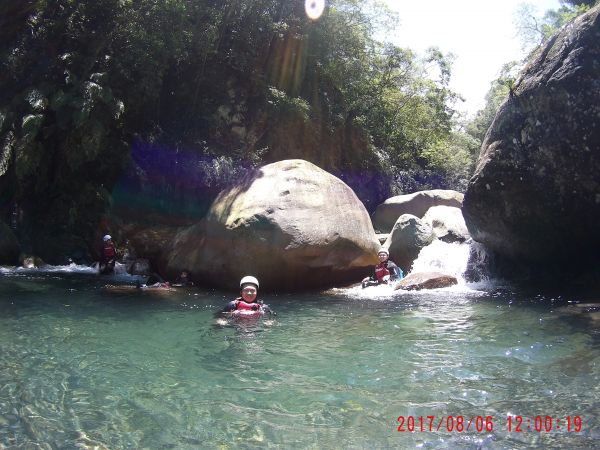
[216,276,275,325]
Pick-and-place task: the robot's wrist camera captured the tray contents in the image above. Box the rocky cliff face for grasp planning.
[463,5,600,282]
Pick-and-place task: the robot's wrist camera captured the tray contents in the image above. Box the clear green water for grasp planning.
[1,272,599,449]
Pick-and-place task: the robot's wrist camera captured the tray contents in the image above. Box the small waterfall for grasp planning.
[0,262,141,282]
[410,239,495,289]
[410,240,471,283]
[463,240,493,283]
[0,263,97,275]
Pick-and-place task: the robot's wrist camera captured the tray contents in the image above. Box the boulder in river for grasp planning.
[394,271,458,291]
[373,190,463,233]
[422,205,470,243]
[161,159,380,290]
[384,214,435,273]
[463,5,600,278]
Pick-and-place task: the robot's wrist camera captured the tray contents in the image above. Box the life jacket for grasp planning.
[374,262,391,282]
[236,299,261,311]
[103,243,116,259]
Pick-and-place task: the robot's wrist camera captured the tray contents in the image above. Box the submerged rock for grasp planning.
[394,271,458,291]
[162,159,380,290]
[373,190,463,233]
[463,5,600,276]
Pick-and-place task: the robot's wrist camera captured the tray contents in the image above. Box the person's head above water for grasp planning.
[377,248,389,262]
[239,275,259,303]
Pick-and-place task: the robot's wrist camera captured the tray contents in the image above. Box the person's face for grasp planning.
[378,252,388,262]
[241,285,257,303]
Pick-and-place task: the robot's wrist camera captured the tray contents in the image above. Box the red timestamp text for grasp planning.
[396,415,494,433]
[507,415,583,433]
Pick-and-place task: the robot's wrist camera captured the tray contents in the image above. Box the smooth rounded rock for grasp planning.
[162,159,380,290]
[373,190,463,233]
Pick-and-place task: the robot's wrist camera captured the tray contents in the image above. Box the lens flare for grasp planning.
[305,0,325,20]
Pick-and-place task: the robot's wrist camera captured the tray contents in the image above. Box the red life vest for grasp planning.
[103,243,116,259]
[236,300,260,311]
[374,262,391,282]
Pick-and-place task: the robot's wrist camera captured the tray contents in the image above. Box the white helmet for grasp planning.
[377,247,389,256]
[240,275,259,289]
[103,234,112,242]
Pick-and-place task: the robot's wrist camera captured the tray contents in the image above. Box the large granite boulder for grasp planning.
[384,214,435,272]
[373,190,463,232]
[161,159,380,290]
[0,222,20,264]
[463,5,600,271]
[394,271,458,291]
[422,205,470,243]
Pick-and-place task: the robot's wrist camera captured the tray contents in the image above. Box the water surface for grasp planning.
[1,270,599,449]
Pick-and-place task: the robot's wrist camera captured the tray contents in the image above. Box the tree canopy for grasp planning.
[0,0,473,261]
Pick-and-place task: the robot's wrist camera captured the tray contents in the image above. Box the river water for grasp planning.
[1,243,599,449]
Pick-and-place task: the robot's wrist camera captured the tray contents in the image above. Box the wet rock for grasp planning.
[20,254,46,268]
[394,271,458,290]
[124,225,179,263]
[0,221,20,264]
[373,190,463,233]
[161,159,379,290]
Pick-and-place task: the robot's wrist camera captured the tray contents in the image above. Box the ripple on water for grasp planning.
[1,275,600,448]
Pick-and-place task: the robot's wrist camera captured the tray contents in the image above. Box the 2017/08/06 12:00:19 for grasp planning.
[396,415,583,433]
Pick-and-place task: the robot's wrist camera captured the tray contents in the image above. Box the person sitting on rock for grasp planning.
[362,248,403,288]
[99,235,117,275]
[219,276,274,316]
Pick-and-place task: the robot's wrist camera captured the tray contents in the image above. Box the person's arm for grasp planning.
[221,300,238,313]
[214,300,238,318]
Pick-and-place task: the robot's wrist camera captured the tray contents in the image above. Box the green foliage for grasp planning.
[0,0,477,261]
[267,87,310,121]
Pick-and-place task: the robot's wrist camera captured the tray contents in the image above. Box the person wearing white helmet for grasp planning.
[219,275,275,317]
[99,234,117,275]
[361,247,403,288]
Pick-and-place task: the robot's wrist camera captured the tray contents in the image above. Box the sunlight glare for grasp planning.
[305,0,325,20]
